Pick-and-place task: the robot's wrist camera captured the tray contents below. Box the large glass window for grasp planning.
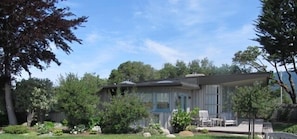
[138,90,171,112]
[140,93,153,110]
[222,86,235,112]
[156,93,169,110]
[204,85,221,117]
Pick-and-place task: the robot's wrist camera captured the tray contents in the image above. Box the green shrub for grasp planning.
[44,121,55,129]
[142,123,163,135]
[88,117,101,129]
[186,125,197,132]
[200,128,208,134]
[61,119,68,126]
[35,121,55,135]
[89,130,98,135]
[130,125,143,133]
[3,125,29,134]
[56,73,101,127]
[100,93,149,134]
[142,128,160,135]
[70,124,86,134]
[149,123,162,133]
[53,129,63,136]
[283,125,297,134]
[170,107,199,133]
[278,108,290,122]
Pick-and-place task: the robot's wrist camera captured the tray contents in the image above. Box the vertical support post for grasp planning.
[216,86,219,118]
[280,72,283,104]
[252,115,255,139]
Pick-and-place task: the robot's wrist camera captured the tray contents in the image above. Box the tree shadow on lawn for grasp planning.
[194,133,254,139]
[211,136,248,139]
[272,122,297,131]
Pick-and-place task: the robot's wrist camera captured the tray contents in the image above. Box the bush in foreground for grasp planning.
[283,125,297,134]
[170,107,199,133]
[100,93,149,134]
[3,125,29,134]
[35,121,55,135]
[142,123,163,135]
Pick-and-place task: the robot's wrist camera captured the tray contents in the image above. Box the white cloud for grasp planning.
[140,0,238,28]
[214,24,257,48]
[19,46,116,84]
[201,47,222,60]
[133,11,143,16]
[86,32,101,44]
[115,40,139,54]
[144,39,185,63]
[18,0,263,83]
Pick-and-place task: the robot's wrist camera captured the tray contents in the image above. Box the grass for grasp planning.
[0,133,252,139]
[272,122,297,131]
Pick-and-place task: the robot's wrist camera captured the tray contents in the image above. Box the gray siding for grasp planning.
[192,85,223,118]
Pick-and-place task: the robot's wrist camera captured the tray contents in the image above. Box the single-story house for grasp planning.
[99,72,271,129]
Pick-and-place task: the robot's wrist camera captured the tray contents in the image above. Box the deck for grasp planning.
[196,119,273,135]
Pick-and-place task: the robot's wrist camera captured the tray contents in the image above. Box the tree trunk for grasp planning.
[5,81,17,125]
[37,109,45,124]
[289,92,296,104]
[285,67,297,104]
[27,110,35,127]
[285,90,297,104]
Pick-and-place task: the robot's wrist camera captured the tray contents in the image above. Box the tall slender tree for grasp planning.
[0,0,87,124]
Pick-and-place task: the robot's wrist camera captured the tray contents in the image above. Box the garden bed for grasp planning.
[0,132,256,139]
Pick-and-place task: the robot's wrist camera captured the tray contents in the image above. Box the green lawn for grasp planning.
[272,122,296,131]
[0,133,252,139]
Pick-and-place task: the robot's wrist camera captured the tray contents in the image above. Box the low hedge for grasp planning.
[3,125,29,134]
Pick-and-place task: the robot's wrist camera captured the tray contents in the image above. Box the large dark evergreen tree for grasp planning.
[255,0,297,103]
[0,0,87,124]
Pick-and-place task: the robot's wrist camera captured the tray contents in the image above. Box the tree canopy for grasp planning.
[14,78,55,126]
[108,61,158,84]
[56,73,105,126]
[109,59,241,83]
[0,0,87,124]
[159,62,178,79]
[253,0,297,103]
[158,58,239,79]
[232,82,277,119]
[0,0,87,75]
[232,46,267,73]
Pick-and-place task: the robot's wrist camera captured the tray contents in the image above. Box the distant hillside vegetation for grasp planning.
[273,71,297,94]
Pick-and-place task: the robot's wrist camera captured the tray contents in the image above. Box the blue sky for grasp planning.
[21,0,262,83]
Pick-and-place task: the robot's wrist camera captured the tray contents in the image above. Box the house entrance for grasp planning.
[176,94,189,112]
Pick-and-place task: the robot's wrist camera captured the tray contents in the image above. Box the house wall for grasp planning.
[99,87,192,129]
[192,85,223,118]
[137,87,192,129]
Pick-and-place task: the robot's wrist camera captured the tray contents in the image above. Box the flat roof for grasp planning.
[102,72,270,89]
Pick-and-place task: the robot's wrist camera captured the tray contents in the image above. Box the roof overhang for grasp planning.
[198,72,271,85]
[102,72,271,90]
[103,80,200,90]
